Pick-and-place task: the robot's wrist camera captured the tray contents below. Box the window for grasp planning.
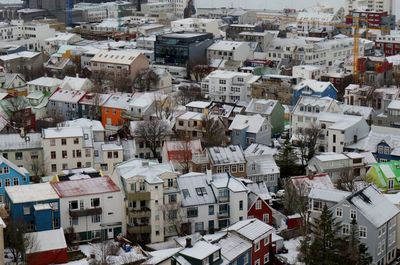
[85,149,91,157]
[51,164,57,172]
[70,217,78,226]
[195,187,207,196]
[359,226,367,238]
[61,139,66,145]
[13,178,19,186]
[342,223,350,235]
[69,200,78,210]
[350,209,357,220]
[91,215,101,223]
[15,152,22,160]
[389,179,394,190]
[239,164,244,172]
[379,226,386,237]
[5,179,10,186]
[255,241,260,251]
[209,205,214,215]
[91,198,100,207]
[263,214,269,223]
[187,207,198,218]
[194,222,204,232]
[333,134,336,143]
[313,200,323,211]
[182,189,190,198]
[73,138,79,144]
[51,151,56,159]
[168,194,177,203]
[212,251,220,262]
[389,218,396,229]
[256,200,262,210]
[244,254,248,265]
[231,165,237,173]
[50,139,56,146]
[336,207,343,217]
[23,206,30,215]
[62,150,67,158]
[239,200,243,210]
[167,179,174,187]
[264,254,269,264]
[3,167,8,174]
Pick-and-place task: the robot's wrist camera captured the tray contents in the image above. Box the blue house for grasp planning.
[292,80,337,106]
[228,114,272,149]
[0,156,30,203]
[5,182,60,232]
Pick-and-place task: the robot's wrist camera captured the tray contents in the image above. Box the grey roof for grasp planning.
[227,218,273,242]
[0,133,42,150]
[176,173,216,207]
[309,188,350,203]
[179,240,220,260]
[228,114,267,134]
[345,185,400,228]
[244,143,277,157]
[211,173,248,192]
[246,182,272,201]
[245,98,278,116]
[208,145,246,165]
[0,155,29,177]
[216,233,252,262]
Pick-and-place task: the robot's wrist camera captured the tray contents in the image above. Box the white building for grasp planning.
[296,11,341,36]
[44,33,82,55]
[292,65,323,80]
[74,1,131,22]
[202,70,260,103]
[207,41,252,63]
[171,18,221,38]
[345,0,393,14]
[51,176,125,242]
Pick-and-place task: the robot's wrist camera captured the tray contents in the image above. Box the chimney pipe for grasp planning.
[185,237,192,248]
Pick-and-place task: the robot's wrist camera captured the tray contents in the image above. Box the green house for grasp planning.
[366,161,400,192]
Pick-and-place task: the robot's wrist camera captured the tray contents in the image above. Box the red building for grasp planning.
[248,192,273,225]
[376,34,400,56]
[228,218,273,265]
[26,228,68,265]
[345,10,395,30]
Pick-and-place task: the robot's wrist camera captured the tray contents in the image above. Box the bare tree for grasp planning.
[2,97,29,130]
[161,203,187,236]
[190,65,212,82]
[26,156,47,183]
[5,220,37,265]
[153,93,175,120]
[133,119,171,160]
[296,124,322,167]
[88,240,120,265]
[336,169,358,192]
[132,69,160,92]
[176,84,203,105]
[201,115,227,147]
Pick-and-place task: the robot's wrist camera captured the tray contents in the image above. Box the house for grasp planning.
[0,156,30,204]
[5,183,60,232]
[207,40,253,63]
[185,101,211,114]
[308,187,350,215]
[227,218,273,265]
[374,99,400,128]
[174,111,205,139]
[25,228,68,265]
[176,171,248,235]
[60,76,93,91]
[79,93,111,121]
[245,98,285,136]
[172,239,222,265]
[314,185,399,265]
[42,127,94,174]
[212,232,252,264]
[51,176,125,243]
[0,97,36,132]
[0,73,27,96]
[292,80,337,106]
[0,133,43,178]
[289,173,334,197]
[202,70,260,103]
[161,139,208,173]
[207,145,247,178]
[125,92,157,121]
[94,143,123,176]
[47,88,86,121]
[229,114,271,149]
[365,161,400,192]
[171,18,221,38]
[0,51,44,80]
[90,49,150,81]
[384,193,400,251]
[346,125,400,162]
[246,182,273,225]
[112,159,178,243]
[101,93,134,129]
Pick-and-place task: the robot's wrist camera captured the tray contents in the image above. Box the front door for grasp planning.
[107,228,113,239]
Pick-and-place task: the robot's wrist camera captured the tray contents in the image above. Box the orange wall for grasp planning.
[101,107,124,127]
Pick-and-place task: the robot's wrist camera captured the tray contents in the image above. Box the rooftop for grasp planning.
[25,228,66,254]
[42,127,84,139]
[5,183,59,204]
[227,218,273,241]
[208,145,246,165]
[91,49,145,65]
[51,176,120,197]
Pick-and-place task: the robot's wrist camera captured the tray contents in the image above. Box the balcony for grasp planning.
[69,207,102,218]
[127,225,151,234]
[218,196,229,203]
[218,211,229,219]
[128,207,151,218]
[127,192,151,201]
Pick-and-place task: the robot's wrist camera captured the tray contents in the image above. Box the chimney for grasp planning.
[185,237,192,248]
[206,169,212,184]
[142,161,149,167]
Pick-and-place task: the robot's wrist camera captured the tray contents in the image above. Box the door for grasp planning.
[107,228,113,239]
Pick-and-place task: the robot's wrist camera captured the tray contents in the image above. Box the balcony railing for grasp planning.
[218,196,229,203]
[128,207,151,218]
[127,225,151,234]
[69,207,102,218]
[218,211,229,219]
[127,192,151,201]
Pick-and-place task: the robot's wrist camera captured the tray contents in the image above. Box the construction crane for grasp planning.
[353,16,361,84]
[66,0,73,27]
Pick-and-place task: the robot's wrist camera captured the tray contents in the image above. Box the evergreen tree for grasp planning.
[275,139,299,178]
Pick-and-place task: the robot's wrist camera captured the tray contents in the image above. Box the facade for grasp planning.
[246,182,273,225]
[207,145,247,178]
[344,0,393,14]
[229,114,271,149]
[51,176,124,243]
[154,32,214,68]
[374,99,400,128]
[202,70,260,103]
[101,93,134,129]
[47,88,86,121]
[0,156,30,204]
[5,183,60,232]
[171,18,221,38]
[27,77,62,119]
[346,10,395,30]
[376,32,400,56]
[366,161,400,192]
[292,80,337,106]
[207,41,252,63]
[0,51,45,80]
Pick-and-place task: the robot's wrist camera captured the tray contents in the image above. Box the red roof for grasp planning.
[51,176,120,197]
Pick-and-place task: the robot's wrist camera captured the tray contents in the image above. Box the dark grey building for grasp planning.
[154,32,214,68]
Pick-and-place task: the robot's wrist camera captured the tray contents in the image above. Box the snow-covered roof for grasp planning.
[51,176,120,197]
[102,93,135,109]
[27,77,62,87]
[61,76,92,91]
[388,100,400,110]
[177,111,205,121]
[179,240,220,260]
[246,154,279,176]
[208,40,251,52]
[0,51,39,61]
[228,114,267,134]
[208,145,246,165]
[49,88,86,103]
[42,127,84,139]
[318,112,364,131]
[6,183,59,204]
[62,118,104,132]
[293,79,336,93]
[215,233,252,262]
[291,173,334,194]
[102,143,123,151]
[211,173,248,192]
[314,153,349,162]
[308,188,350,203]
[227,218,273,241]
[345,185,400,228]
[185,101,211,109]
[25,228,66,254]
[144,248,182,265]
[91,49,145,65]
[347,125,400,152]
[0,133,42,150]
[244,143,277,157]
[177,172,216,207]
[0,155,29,177]
[246,181,272,201]
[245,98,279,116]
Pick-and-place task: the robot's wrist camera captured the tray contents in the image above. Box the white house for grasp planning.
[207,41,252,63]
[171,18,221,38]
[51,176,125,242]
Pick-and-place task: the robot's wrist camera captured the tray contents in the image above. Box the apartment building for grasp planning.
[47,88,86,121]
[207,41,252,63]
[112,159,179,244]
[202,70,260,103]
[42,127,94,175]
[345,0,393,14]
[171,18,220,38]
[207,145,247,178]
[51,177,125,243]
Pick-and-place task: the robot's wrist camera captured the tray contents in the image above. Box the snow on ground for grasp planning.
[278,237,303,264]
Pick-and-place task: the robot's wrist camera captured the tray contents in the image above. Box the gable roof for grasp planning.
[293,80,336,93]
[228,114,268,134]
[25,228,67,254]
[179,240,220,261]
[91,49,146,65]
[245,98,279,115]
[227,218,273,242]
[345,185,399,228]
[208,145,246,165]
[51,176,120,197]
[0,155,29,177]
[177,173,216,207]
[308,188,350,203]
